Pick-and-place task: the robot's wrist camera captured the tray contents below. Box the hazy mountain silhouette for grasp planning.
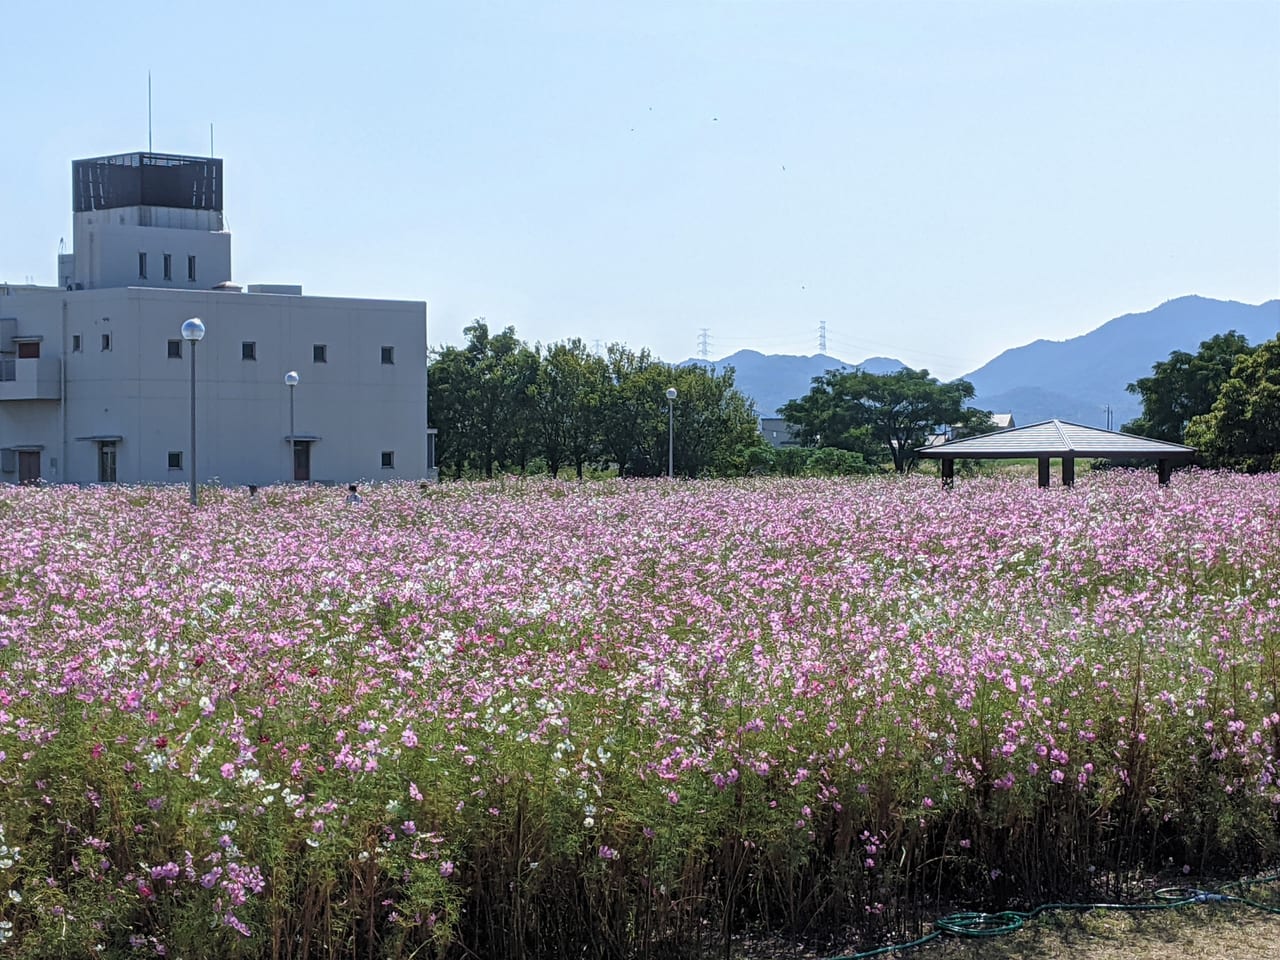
[680,349,905,415]
[680,296,1278,426]
[961,296,1280,428]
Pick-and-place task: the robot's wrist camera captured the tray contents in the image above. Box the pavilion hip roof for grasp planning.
[916,419,1196,460]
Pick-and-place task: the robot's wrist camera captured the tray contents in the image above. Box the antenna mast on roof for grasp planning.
[148,72,153,152]
[210,123,214,156]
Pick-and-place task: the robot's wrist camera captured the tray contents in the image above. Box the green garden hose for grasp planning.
[820,872,1280,959]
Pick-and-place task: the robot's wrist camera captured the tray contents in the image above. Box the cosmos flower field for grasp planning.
[1,471,1279,958]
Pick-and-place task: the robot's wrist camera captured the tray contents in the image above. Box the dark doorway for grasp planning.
[18,451,40,484]
[98,442,117,483]
[293,441,311,482]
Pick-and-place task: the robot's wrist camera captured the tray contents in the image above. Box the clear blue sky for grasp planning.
[2,1,1277,379]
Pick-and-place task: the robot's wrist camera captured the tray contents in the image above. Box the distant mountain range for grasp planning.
[682,296,1280,428]
[681,352,904,418]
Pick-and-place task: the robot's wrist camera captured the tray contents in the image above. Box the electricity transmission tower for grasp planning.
[697,328,711,360]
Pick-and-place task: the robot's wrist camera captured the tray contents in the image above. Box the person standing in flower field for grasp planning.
[345,484,363,505]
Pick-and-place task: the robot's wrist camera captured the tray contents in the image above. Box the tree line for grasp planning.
[428,321,996,479]
[1125,331,1280,472]
[428,321,763,479]
[429,321,1280,481]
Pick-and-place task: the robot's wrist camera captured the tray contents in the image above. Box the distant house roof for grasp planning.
[991,413,1015,430]
[916,420,1195,460]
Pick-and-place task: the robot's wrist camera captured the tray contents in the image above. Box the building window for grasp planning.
[101,333,112,352]
[381,345,394,365]
[168,451,183,470]
[167,339,182,359]
[163,253,173,280]
[72,334,82,352]
[188,255,197,281]
[16,342,39,359]
[242,341,256,361]
[138,252,147,279]
[313,344,327,363]
[381,450,395,469]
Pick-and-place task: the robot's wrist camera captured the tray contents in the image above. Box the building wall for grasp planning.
[69,209,232,290]
[758,417,800,449]
[0,286,431,486]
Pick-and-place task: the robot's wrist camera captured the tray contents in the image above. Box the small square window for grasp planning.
[138,252,147,279]
[381,451,395,469]
[188,255,197,281]
[101,333,112,352]
[163,253,173,281]
[168,451,183,470]
[242,341,257,361]
[381,345,394,365]
[167,339,182,359]
[72,334,82,352]
[313,344,327,363]
[17,341,40,359]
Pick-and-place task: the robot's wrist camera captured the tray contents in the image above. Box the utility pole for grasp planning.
[697,328,711,360]
[1103,404,1113,431]
[818,320,827,354]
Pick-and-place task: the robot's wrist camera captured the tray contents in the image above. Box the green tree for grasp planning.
[774,447,810,477]
[565,350,610,479]
[498,341,541,474]
[781,367,989,473]
[597,350,765,477]
[1185,335,1280,472]
[743,445,777,475]
[427,320,537,478]
[427,342,477,479]
[599,345,666,476]
[666,364,765,477]
[530,339,609,478]
[806,446,876,476]
[1123,331,1255,442]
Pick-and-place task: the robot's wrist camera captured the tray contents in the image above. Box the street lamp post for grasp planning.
[285,371,299,481]
[180,318,206,506]
[665,386,678,479]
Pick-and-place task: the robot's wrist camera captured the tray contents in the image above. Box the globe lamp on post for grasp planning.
[285,370,299,481]
[180,318,206,506]
[665,386,678,479]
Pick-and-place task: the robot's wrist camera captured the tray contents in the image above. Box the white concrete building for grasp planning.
[1,151,436,486]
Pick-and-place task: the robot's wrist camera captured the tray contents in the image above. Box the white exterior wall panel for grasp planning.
[71,209,232,291]
[0,287,431,486]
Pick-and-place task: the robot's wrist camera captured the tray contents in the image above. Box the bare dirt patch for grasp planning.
[738,906,1280,960]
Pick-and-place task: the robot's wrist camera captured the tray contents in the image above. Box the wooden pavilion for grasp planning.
[916,419,1197,488]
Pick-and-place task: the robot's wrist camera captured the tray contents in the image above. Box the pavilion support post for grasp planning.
[1038,457,1050,488]
[941,458,954,489]
[1157,458,1171,485]
[1062,457,1075,487]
